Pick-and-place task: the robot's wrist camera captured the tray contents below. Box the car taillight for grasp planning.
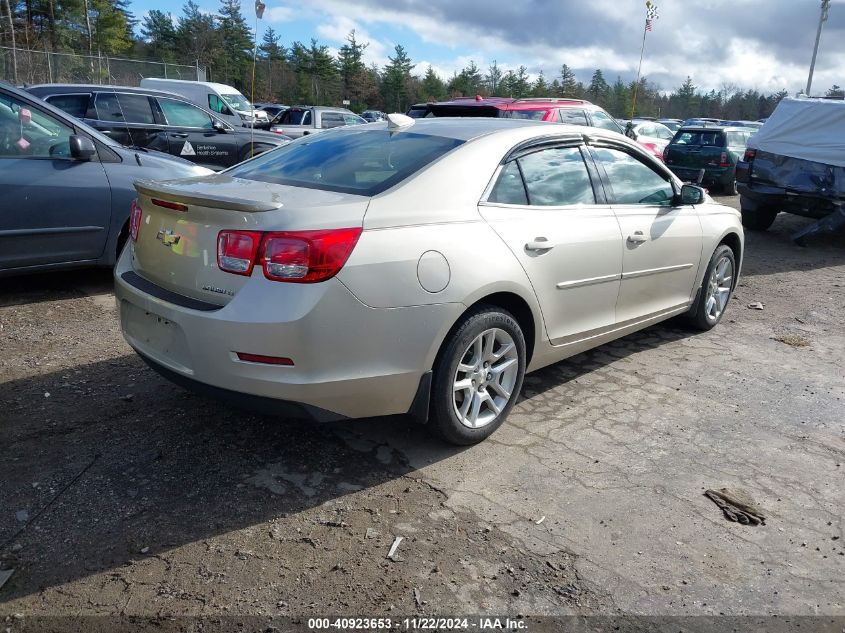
[217,230,262,276]
[743,148,756,162]
[261,228,362,283]
[129,199,143,242]
[719,152,730,167]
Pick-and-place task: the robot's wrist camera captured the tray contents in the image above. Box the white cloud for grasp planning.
[263,5,295,22]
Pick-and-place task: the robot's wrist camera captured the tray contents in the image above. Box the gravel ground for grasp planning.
[1,197,843,628]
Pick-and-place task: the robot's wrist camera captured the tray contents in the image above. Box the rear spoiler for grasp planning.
[134,180,283,213]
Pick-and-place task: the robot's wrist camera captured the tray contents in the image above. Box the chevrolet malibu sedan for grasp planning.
[116,116,743,445]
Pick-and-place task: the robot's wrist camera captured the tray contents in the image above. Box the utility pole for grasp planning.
[806,0,831,96]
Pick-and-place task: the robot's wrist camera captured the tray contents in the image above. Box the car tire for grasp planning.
[687,244,736,331]
[723,179,738,196]
[740,198,778,231]
[430,305,526,445]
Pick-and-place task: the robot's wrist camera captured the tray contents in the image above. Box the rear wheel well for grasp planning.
[441,293,536,367]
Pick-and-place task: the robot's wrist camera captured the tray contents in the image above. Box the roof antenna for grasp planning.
[387,113,415,131]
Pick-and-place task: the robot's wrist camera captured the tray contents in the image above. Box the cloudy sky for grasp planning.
[135,0,845,95]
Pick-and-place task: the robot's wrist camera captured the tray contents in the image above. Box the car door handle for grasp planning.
[627,231,647,244]
[170,133,189,138]
[525,238,554,252]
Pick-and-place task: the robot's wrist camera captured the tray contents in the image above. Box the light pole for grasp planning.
[806,0,831,96]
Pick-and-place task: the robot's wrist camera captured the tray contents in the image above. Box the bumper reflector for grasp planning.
[236,352,294,366]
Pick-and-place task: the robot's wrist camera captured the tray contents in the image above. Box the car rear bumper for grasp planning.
[114,248,461,420]
[668,165,734,186]
[738,183,842,220]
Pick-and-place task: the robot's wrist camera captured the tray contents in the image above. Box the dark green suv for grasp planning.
[664,126,754,195]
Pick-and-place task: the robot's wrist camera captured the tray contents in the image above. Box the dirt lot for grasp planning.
[1,198,844,629]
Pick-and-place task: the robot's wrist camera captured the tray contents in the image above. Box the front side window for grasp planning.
[0,93,75,159]
[593,147,674,205]
[343,114,366,126]
[45,94,90,119]
[94,93,155,124]
[590,110,624,133]
[158,98,214,129]
[208,94,231,115]
[227,129,464,196]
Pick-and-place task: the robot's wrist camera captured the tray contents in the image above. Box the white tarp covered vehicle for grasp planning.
[736,97,845,240]
[747,97,845,167]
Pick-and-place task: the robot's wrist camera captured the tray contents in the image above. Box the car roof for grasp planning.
[27,83,195,101]
[362,116,634,145]
[425,96,597,112]
[677,125,748,132]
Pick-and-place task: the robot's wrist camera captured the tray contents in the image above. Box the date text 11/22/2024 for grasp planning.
[307,617,528,630]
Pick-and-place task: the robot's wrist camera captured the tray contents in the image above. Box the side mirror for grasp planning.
[679,184,705,205]
[69,134,96,161]
[212,120,228,133]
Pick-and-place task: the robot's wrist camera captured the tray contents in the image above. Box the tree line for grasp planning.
[2,0,839,119]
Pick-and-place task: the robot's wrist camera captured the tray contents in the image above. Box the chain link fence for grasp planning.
[0,47,206,86]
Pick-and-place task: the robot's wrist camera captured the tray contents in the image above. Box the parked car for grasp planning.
[116,116,742,445]
[27,84,291,170]
[409,96,670,160]
[139,78,269,128]
[657,118,683,133]
[269,106,366,137]
[361,110,387,122]
[664,125,754,195]
[621,119,675,162]
[254,103,289,119]
[0,81,211,276]
[737,97,845,233]
[409,96,625,131]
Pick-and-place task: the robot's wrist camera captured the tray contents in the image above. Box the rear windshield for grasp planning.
[227,128,465,196]
[501,110,547,120]
[670,130,726,147]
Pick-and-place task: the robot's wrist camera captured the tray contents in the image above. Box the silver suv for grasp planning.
[269,106,366,138]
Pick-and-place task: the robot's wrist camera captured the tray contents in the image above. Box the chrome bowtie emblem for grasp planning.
[156,229,181,246]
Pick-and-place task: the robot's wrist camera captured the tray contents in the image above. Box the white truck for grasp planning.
[139,79,268,128]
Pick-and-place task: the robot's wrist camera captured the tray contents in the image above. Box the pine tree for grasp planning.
[216,0,252,88]
[560,64,578,96]
[485,60,502,95]
[382,44,414,111]
[420,65,446,101]
[176,1,218,69]
[588,69,609,105]
[532,70,548,97]
[337,30,367,107]
[141,10,177,61]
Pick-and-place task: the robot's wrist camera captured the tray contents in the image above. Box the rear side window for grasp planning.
[227,129,464,196]
[158,98,214,128]
[489,161,528,205]
[95,93,155,124]
[559,109,589,125]
[280,109,311,125]
[488,146,595,207]
[45,94,90,119]
[501,110,547,120]
[726,131,750,147]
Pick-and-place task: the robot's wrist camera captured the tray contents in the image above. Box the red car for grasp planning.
[408,96,666,162]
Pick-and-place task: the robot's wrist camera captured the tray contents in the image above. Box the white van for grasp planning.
[139,78,268,128]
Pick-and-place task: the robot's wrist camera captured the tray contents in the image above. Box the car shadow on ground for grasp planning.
[0,316,699,602]
[0,269,114,308]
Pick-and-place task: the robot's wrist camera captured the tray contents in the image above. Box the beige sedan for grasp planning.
[115,115,743,445]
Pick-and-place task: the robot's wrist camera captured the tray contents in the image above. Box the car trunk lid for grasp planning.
[130,174,369,306]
